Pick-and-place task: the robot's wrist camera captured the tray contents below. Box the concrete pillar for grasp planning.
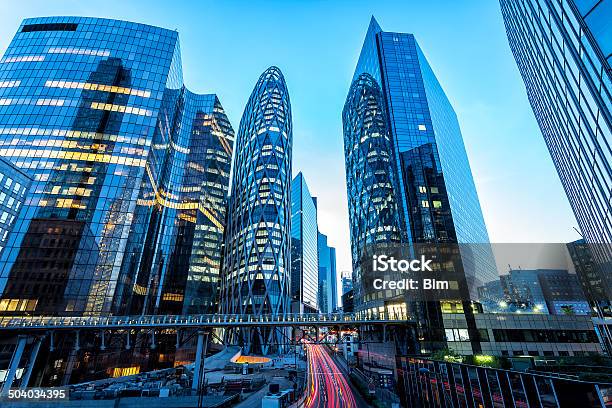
[20,336,42,389]
[175,330,181,349]
[61,348,78,386]
[74,331,80,351]
[126,330,131,350]
[100,330,105,351]
[1,336,27,395]
[49,331,54,352]
[192,331,208,391]
[150,330,156,349]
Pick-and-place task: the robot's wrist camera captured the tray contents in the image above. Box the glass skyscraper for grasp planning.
[116,91,234,316]
[500,0,612,353]
[290,172,318,313]
[343,18,497,351]
[499,1,612,263]
[0,158,30,256]
[317,231,337,313]
[0,17,234,317]
[221,66,292,353]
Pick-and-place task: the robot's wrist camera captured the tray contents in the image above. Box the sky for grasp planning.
[0,0,582,278]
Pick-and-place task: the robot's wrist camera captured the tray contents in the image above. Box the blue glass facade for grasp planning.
[500,0,612,265]
[317,232,337,313]
[501,269,590,314]
[221,67,292,353]
[500,0,612,353]
[116,91,234,316]
[344,18,497,350]
[290,172,318,313]
[0,158,30,255]
[0,17,234,317]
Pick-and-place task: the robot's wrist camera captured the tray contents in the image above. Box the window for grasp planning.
[445,328,455,341]
[418,124,427,131]
[21,23,78,32]
[456,329,469,341]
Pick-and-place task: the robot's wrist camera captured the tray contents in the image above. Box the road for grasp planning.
[302,344,367,408]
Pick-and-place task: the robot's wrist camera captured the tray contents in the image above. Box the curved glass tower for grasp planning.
[344,18,497,353]
[343,72,405,308]
[221,66,292,353]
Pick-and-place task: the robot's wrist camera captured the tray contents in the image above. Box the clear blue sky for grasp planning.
[0,0,581,276]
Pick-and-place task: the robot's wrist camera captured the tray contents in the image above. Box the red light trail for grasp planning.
[303,344,359,408]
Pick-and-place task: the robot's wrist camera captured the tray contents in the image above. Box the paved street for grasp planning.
[303,344,368,408]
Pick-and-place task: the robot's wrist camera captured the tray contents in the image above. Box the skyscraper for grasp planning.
[499,1,612,262]
[221,67,292,353]
[567,239,612,352]
[291,172,318,313]
[0,158,30,257]
[0,17,234,317]
[117,91,234,316]
[317,232,337,313]
[343,17,497,351]
[342,273,352,295]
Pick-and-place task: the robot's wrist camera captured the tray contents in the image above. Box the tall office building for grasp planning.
[499,1,612,262]
[567,239,612,352]
[343,17,497,351]
[0,17,234,317]
[290,172,318,313]
[0,158,30,256]
[317,232,337,313]
[221,67,292,353]
[117,91,234,316]
[342,274,352,295]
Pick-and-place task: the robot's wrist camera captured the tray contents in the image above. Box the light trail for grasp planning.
[303,343,359,408]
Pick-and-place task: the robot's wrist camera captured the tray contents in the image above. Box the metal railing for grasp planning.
[0,312,413,332]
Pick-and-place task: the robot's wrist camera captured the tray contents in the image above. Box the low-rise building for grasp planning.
[443,313,602,357]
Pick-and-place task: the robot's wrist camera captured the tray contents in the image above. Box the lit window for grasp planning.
[47,47,110,57]
[421,200,429,208]
[432,201,442,208]
[0,81,20,88]
[418,124,427,131]
[0,55,45,63]
[90,102,152,116]
[36,99,65,106]
[45,80,151,98]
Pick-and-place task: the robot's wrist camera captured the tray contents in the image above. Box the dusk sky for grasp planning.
[0,0,582,276]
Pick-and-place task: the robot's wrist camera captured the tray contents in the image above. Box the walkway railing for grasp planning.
[0,312,412,332]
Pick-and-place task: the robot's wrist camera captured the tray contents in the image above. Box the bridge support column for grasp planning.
[192,330,209,391]
[49,331,54,351]
[150,330,156,349]
[175,330,180,349]
[126,330,131,350]
[1,335,27,395]
[100,330,105,351]
[74,330,80,351]
[20,336,42,389]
